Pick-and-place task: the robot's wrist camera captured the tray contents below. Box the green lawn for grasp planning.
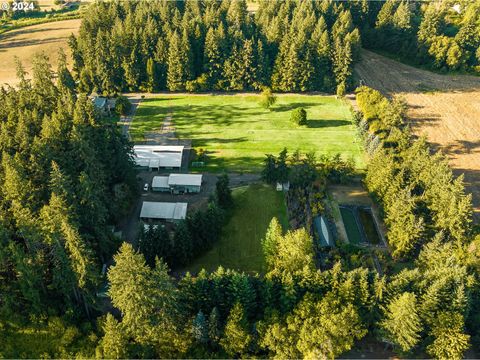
[132,94,364,172]
[340,207,362,245]
[184,184,288,274]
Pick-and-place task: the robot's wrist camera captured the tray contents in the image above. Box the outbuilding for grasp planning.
[152,176,170,192]
[151,173,203,194]
[168,174,203,194]
[140,201,187,223]
[133,145,184,170]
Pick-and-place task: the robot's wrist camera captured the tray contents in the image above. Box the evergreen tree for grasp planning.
[381,292,422,352]
[215,174,233,209]
[220,303,252,357]
[192,310,209,344]
[99,314,129,359]
[262,217,283,270]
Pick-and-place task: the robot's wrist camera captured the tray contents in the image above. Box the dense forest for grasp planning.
[1,0,480,358]
[0,53,136,355]
[360,0,480,72]
[69,0,480,98]
[69,0,361,94]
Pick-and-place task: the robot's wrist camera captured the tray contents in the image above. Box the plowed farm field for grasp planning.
[355,50,480,221]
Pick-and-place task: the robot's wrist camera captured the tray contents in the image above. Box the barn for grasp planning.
[133,145,184,170]
[151,174,203,194]
[140,201,188,223]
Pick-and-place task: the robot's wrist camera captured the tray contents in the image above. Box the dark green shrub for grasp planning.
[291,108,307,126]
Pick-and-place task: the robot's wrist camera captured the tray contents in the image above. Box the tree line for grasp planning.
[0,52,136,328]
[69,0,360,95]
[97,212,479,359]
[356,86,472,259]
[350,0,480,73]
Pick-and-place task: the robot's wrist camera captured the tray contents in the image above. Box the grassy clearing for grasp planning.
[132,94,364,172]
[184,184,288,274]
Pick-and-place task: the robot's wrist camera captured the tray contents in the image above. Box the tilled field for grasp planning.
[355,50,480,221]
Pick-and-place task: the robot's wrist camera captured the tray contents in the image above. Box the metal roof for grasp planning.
[140,202,187,220]
[134,145,184,168]
[168,174,203,187]
[152,176,170,189]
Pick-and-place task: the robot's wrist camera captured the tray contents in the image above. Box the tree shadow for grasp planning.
[273,102,316,113]
[306,119,351,128]
[451,168,480,223]
[0,37,67,49]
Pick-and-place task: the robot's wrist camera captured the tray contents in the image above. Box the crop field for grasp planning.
[184,184,288,274]
[133,94,364,172]
[0,19,81,86]
[356,49,480,221]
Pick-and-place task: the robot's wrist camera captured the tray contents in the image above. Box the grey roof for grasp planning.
[152,176,170,189]
[134,145,184,168]
[168,174,202,187]
[140,201,187,220]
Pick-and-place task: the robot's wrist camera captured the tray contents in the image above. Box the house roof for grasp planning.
[140,202,187,220]
[168,174,203,187]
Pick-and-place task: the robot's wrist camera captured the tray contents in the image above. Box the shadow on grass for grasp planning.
[273,102,317,113]
[307,119,352,128]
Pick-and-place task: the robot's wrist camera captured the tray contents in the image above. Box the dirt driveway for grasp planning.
[355,49,480,221]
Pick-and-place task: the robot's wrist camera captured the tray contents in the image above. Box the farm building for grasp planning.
[152,174,203,193]
[140,201,188,222]
[152,176,170,192]
[133,145,184,170]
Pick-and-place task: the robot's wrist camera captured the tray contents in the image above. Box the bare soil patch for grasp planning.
[355,49,480,221]
[0,19,81,86]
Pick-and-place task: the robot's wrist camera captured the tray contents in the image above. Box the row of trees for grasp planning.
[99,212,479,358]
[262,148,355,188]
[0,51,136,353]
[356,86,472,259]
[138,174,232,268]
[69,0,361,95]
[355,0,480,72]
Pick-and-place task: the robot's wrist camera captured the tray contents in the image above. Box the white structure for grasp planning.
[140,201,188,222]
[152,176,170,192]
[152,174,203,194]
[133,145,184,170]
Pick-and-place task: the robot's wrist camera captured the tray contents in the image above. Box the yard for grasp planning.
[184,184,288,274]
[132,94,364,172]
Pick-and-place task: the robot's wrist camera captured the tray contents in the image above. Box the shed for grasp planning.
[133,145,184,169]
[152,176,170,192]
[140,201,187,222]
[168,174,203,194]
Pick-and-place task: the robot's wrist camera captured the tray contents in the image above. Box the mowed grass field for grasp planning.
[184,184,288,274]
[133,94,364,172]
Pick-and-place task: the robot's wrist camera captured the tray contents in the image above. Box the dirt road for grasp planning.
[0,19,81,85]
[355,49,480,221]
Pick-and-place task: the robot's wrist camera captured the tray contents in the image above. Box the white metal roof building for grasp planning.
[168,174,203,187]
[151,174,203,193]
[140,201,188,222]
[133,145,184,169]
[151,176,170,192]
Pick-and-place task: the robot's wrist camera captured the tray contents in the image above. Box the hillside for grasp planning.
[0,18,81,85]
